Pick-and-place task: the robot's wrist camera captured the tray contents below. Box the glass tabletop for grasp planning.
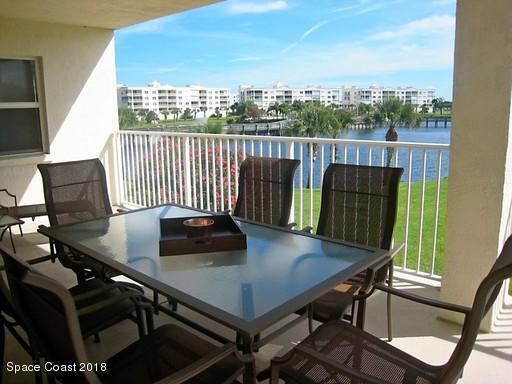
[44,205,386,333]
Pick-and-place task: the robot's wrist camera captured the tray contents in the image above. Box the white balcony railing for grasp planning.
[114,131,450,279]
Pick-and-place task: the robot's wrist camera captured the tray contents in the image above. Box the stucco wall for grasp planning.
[441,0,512,330]
[0,17,119,205]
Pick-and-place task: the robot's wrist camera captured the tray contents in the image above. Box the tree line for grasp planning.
[119,97,445,148]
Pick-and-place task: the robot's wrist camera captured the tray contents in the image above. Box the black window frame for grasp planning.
[0,56,47,157]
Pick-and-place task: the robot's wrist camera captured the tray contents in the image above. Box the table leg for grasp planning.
[241,334,256,384]
[8,226,16,253]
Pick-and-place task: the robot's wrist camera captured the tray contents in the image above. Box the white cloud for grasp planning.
[147,67,179,74]
[369,15,455,40]
[230,56,266,62]
[334,0,387,15]
[301,20,329,40]
[227,1,288,15]
[280,20,329,55]
[200,35,454,89]
[117,17,172,35]
[280,42,298,54]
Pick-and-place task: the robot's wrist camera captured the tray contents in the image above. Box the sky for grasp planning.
[115,0,456,99]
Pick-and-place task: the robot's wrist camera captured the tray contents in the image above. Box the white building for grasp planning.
[118,81,231,118]
[239,83,436,111]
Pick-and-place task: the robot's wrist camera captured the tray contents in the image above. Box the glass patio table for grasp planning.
[38,204,389,383]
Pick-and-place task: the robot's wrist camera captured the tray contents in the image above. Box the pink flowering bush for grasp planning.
[127,136,241,210]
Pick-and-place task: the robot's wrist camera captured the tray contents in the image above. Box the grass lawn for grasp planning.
[208,117,228,125]
[125,119,203,130]
[294,178,448,277]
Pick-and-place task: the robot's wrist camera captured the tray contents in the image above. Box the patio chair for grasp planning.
[1,259,41,382]
[233,156,300,228]
[5,248,246,384]
[37,158,119,282]
[0,244,152,362]
[270,234,512,384]
[300,163,403,340]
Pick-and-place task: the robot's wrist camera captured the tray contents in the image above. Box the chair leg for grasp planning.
[355,296,367,329]
[387,262,394,341]
[153,291,159,315]
[18,223,23,237]
[307,304,314,334]
[270,362,281,384]
[144,306,154,334]
[0,323,5,381]
[135,306,145,338]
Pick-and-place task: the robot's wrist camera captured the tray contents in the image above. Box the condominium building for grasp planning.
[356,85,436,109]
[239,83,436,111]
[117,81,231,118]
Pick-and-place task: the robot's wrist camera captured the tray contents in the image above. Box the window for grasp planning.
[0,58,46,156]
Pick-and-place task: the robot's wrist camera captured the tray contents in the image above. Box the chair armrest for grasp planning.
[354,243,406,296]
[285,222,296,229]
[294,344,383,384]
[76,291,141,316]
[300,226,313,234]
[72,282,142,303]
[388,242,405,258]
[366,243,405,272]
[155,343,247,384]
[374,283,472,315]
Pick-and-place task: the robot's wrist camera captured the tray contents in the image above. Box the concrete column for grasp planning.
[441,0,512,330]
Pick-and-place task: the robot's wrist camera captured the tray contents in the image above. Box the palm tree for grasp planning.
[181,108,193,120]
[431,97,445,114]
[278,102,292,119]
[145,110,158,124]
[330,109,354,160]
[267,102,279,117]
[295,103,337,187]
[373,98,422,166]
[291,100,305,117]
[161,109,169,121]
[137,108,148,121]
[170,107,180,120]
[200,106,208,118]
[357,102,372,117]
[118,107,137,129]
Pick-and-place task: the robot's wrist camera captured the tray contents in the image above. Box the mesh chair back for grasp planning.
[233,156,299,227]
[317,164,403,250]
[38,159,112,226]
[0,246,98,383]
[442,235,512,383]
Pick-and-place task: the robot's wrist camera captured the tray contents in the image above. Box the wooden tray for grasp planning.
[159,214,247,256]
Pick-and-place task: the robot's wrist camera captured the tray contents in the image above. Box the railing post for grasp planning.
[183,136,193,206]
[285,140,296,224]
[113,132,125,206]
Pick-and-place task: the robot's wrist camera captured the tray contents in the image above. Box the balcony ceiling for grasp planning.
[0,0,221,29]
